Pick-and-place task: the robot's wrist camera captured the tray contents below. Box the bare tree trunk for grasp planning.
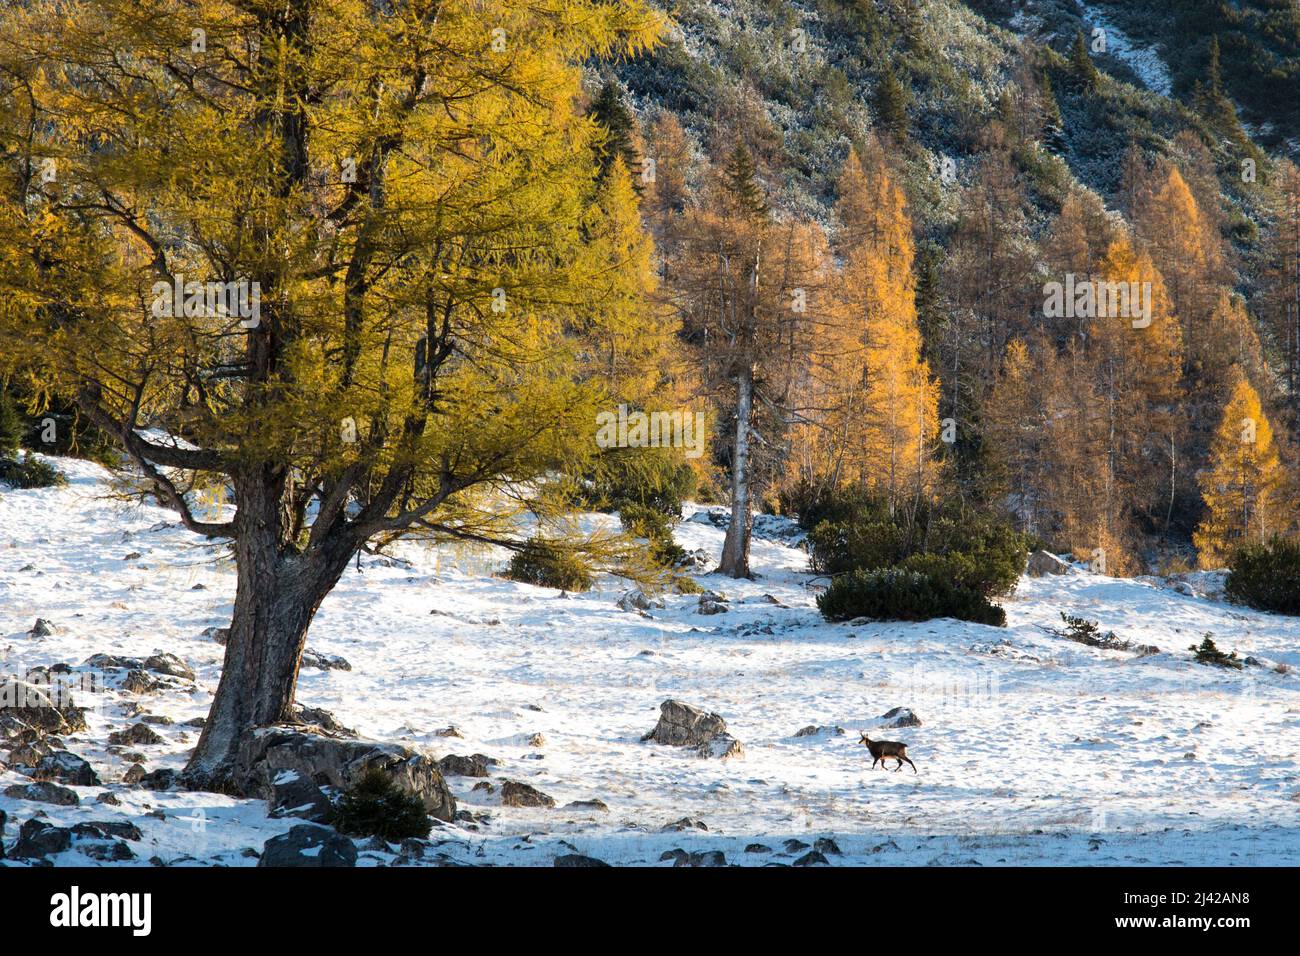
[720,366,754,578]
[184,475,355,791]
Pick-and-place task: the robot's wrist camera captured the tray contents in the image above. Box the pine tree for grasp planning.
[723,144,769,221]
[1194,374,1286,566]
[588,79,642,185]
[1040,69,1065,152]
[1069,29,1101,94]
[875,64,910,138]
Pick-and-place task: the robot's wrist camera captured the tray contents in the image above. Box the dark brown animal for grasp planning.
[859,732,917,773]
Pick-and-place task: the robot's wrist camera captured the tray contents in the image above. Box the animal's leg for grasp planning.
[903,756,917,773]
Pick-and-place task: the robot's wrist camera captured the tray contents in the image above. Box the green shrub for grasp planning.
[817,567,1006,626]
[1189,634,1243,670]
[579,448,696,518]
[1225,538,1300,615]
[804,489,1029,600]
[0,453,66,489]
[619,502,686,568]
[505,538,593,591]
[327,769,431,841]
[0,391,22,456]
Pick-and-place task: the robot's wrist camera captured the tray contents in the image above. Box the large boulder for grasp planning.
[32,750,100,786]
[267,770,334,824]
[500,780,555,808]
[10,819,73,859]
[642,699,745,760]
[235,728,455,822]
[4,780,80,806]
[877,707,922,729]
[1025,550,1071,577]
[0,678,87,735]
[257,824,357,867]
[437,753,496,778]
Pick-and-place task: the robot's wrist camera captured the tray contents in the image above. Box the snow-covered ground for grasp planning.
[2,456,1298,866]
[1076,2,1173,97]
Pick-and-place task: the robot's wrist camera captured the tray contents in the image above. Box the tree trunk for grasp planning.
[184,480,355,791]
[720,366,754,578]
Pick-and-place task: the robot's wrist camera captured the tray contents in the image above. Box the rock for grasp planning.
[500,780,555,808]
[617,589,665,613]
[437,753,495,778]
[291,704,357,736]
[268,770,334,824]
[814,837,842,856]
[697,599,728,615]
[4,780,80,806]
[123,552,142,561]
[554,854,610,867]
[565,799,609,812]
[10,819,72,858]
[698,590,727,603]
[301,649,352,671]
[257,824,357,867]
[96,791,122,806]
[202,626,230,645]
[82,840,135,862]
[877,707,922,728]
[143,653,195,680]
[472,781,494,793]
[433,726,463,738]
[234,728,455,822]
[673,849,726,867]
[744,843,772,853]
[84,653,143,670]
[32,751,100,786]
[659,848,688,864]
[122,763,147,785]
[0,678,87,735]
[1025,550,1071,576]
[137,768,183,791]
[72,820,143,841]
[642,699,745,760]
[184,716,207,728]
[28,618,58,637]
[121,670,167,694]
[783,838,810,853]
[661,817,708,832]
[140,714,174,725]
[677,548,711,570]
[793,850,830,866]
[524,733,545,748]
[794,724,845,738]
[108,722,164,746]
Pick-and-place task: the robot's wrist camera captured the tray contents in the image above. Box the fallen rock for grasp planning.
[437,753,495,778]
[108,722,164,746]
[674,849,726,867]
[642,699,744,760]
[267,770,334,824]
[500,780,555,808]
[617,589,665,613]
[1026,550,1071,576]
[122,763,147,785]
[235,728,455,822]
[143,653,195,680]
[32,750,100,786]
[697,599,728,615]
[793,724,845,738]
[10,819,72,858]
[565,799,609,812]
[257,824,357,867]
[291,704,357,737]
[28,619,59,638]
[783,838,810,853]
[814,837,842,856]
[121,670,167,695]
[301,649,352,672]
[745,843,772,853]
[793,850,830,866]
[4,780,80,806]
[877,707,922,729]
[554,854,610,867]
[82,840,135,862]
[202,626,230,645]
[71,820,143,842]
[661,817,708,832]
[433,726,463,738]
[0,678,87,735]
